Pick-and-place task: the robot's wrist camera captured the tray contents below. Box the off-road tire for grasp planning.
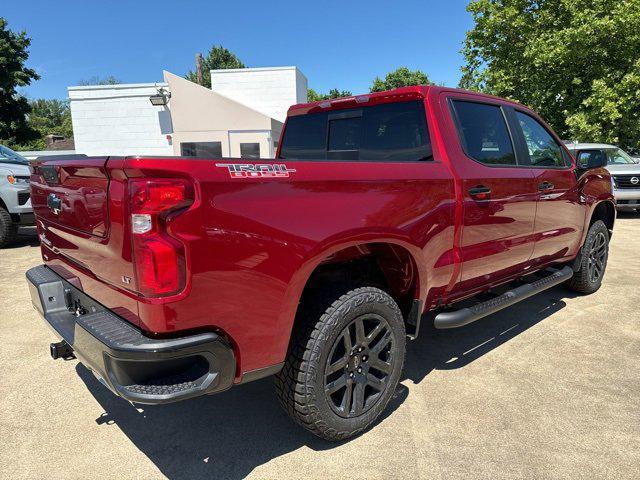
[0,208,18,248]
[565,220,609,294]
[275,286,406,441]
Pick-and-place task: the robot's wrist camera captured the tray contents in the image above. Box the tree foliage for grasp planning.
[0,18,39,146]
[15,99,73,150]
[461,0,640,151]
[186,45,245,88]
[370,67,433,92]
[78,75,121,86]
[307,88,353,102]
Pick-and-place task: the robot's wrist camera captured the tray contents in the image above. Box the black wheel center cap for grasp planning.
[352,356,361,369]
[348,347,368,371]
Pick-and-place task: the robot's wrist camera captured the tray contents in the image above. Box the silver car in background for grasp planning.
[567,143,640,213]
[0,144,34,247]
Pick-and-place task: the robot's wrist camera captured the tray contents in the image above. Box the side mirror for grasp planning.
[576,150,607,169]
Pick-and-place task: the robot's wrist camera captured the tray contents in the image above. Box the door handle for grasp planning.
[469,185,491,200]
[538,182,554,191]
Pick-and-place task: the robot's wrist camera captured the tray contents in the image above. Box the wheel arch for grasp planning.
[589,200,615,236]
[275,238,425,362]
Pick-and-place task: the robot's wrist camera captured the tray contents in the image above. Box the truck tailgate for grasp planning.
[30,157,136,298]
[31,158,110,237]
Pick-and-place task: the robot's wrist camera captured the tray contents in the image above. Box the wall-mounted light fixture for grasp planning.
[149,87,171,106]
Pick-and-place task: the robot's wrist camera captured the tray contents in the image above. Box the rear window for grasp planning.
[279,101,431,162]
[451,100,516,166]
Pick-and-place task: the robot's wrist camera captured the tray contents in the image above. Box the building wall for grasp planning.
[68,69,296,158]
[171,130,231,157]
[210,66,308,123]
[68,83,173,156]
[228,131,273,159]
[164,71,281,159]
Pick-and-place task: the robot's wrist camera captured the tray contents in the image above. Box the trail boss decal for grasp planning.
[216,163,296,179]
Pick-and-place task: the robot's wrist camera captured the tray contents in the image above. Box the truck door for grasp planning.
[447,98,538,293]
[509,109,584,265]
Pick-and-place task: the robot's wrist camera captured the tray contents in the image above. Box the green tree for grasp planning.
[78,75,121,86]
[370,67,433,92]
[15,99,73,150]
[186,45,245,88]
[307,88,352,102]
[0,18,39,147]
[460,0,640,150]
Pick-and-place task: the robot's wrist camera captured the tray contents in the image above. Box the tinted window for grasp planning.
[279,113,327,159]
[181,142,222,158]
[515,111,566,167]
[328,116,361,160]
[240,143,261,159]
[0,144,29,165]
[452,100,515,166]
[361,102,431,161]
[278,101,431,162]
[606,148,636,165]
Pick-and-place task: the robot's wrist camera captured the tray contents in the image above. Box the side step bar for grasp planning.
[434,266,573,329]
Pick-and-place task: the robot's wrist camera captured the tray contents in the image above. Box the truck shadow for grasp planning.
[616,211,640,220]
[404,288,573,384]
[76,286,574,480]
[5,227,39,249]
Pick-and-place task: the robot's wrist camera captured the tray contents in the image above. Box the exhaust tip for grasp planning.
[50,341,75,360]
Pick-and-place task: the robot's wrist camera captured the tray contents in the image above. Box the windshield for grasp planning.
[605,148,636,165]
[0,144,29,165]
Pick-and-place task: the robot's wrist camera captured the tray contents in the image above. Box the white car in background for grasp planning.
[567,143,640,213]
[0,144,34,247]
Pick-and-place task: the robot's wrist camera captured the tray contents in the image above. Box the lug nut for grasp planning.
[357,367,362,373]
[362,355,368,361]
[349,372,354,378]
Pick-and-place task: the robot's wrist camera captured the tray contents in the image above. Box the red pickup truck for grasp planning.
[26,86,614,440]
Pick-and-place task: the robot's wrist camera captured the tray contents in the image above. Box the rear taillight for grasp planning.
[129,179,193,297]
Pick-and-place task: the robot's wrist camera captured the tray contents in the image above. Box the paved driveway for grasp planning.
[1,215,639,480]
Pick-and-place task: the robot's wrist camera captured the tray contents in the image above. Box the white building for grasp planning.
[210,66,307,123]
[69,83,174,156]
[68,66,308,158]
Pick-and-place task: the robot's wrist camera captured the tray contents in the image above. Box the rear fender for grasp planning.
[273,235,425,363]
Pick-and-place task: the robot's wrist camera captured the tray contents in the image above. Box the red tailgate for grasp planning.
[31,158,110,237]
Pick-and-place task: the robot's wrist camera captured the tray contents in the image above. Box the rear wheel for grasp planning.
[0,208,18,248]
[566,220,609,294]
[275,286,406,441]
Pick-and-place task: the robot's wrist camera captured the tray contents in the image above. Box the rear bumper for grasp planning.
[26,265,236,404]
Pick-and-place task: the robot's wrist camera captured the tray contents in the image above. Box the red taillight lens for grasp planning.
[129,179,193,297]
[135,237,180,294]
[130,179,190,214]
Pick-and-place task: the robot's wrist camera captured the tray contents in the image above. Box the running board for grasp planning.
[434,266,573,329]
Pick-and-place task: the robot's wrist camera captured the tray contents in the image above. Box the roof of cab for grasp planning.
[565,142,618,150]
[286,85,530,117]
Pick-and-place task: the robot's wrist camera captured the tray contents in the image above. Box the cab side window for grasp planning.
[451,100,516,166]
[515,111,568,167]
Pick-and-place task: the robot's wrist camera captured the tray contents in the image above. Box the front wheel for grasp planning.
[276,287,406,441]
[566,220,610,294]
[0,208,18,248]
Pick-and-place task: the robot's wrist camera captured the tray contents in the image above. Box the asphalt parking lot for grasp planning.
[1,215,639,480]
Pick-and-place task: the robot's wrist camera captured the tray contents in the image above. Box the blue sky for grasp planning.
[5,0,473,100]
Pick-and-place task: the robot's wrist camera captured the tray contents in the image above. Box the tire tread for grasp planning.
[275,286,404,441]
